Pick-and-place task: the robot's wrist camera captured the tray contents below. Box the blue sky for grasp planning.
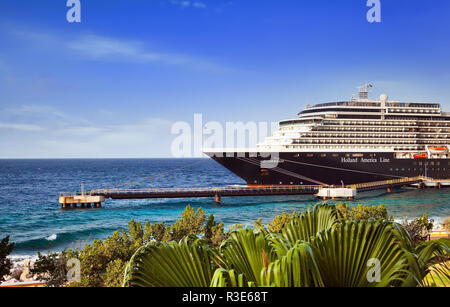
[0,0,449,158]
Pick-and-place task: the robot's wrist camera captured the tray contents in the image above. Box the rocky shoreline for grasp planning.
[1,257,41,285]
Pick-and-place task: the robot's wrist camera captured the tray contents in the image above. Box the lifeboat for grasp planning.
[414,153,428,159]
[428,146,449,154]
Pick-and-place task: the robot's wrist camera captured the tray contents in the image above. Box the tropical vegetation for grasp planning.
[27,204,449,287]
[443,217,450,233]
[123,204,449,287]
[0,235,15,283]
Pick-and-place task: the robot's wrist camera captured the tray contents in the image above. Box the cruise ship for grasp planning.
[204,84,450,186]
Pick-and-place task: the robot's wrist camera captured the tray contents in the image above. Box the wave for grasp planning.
[12,227,114,256]
[46,234,57,241]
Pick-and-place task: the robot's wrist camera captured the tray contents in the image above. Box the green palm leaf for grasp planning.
[415,238,450,286]
[262,241,324,287]
[219,228,275,285]
[270,204,338,256]
[310,219,415,287]
[210,268,254,287]
[123,237,217,287]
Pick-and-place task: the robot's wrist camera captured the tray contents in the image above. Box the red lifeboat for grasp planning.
[428,146,448,152]
[414,153,428,159]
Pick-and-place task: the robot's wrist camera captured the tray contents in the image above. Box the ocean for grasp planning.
[0,158,449,258]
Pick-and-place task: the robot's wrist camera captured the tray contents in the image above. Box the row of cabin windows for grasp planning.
[292,153,450,161]
[322,121,450,127]
[293,140,449,145]
[387,109,440,114]
[298,133,449,139]
[314,127,450,133]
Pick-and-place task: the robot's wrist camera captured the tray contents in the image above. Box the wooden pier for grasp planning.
[58,176,446,209]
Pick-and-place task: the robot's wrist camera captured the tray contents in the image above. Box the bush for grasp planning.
[268,212,299,233]
[204,214,228,249]
[32,204,439,287]
[335,203,390,220]
[64,206,210,287]
[0,236,15,283]
[402,214,434,245]
[31,251,67,287]
[105,259,126,287]
[442,217,450,233]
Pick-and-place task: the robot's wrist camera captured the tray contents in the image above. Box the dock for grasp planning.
[89,185,320,202]
[58,176,447,209]
[58,194,105,209]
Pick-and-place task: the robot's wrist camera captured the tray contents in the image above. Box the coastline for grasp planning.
[7,213,450,260]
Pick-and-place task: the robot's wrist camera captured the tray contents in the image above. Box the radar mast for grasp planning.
[357,83,373,100]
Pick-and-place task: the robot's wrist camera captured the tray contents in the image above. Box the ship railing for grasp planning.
[347,176,423,189]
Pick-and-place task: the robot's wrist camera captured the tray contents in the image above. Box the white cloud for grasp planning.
[0,123,45,132]
[193,2,207,9]
[170,1,207,9]
[7,105,67,119]
[66,34,227,71]
[6,26,229,72]
[0,105,176,158]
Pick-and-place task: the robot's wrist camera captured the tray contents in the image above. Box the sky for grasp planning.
[0,0,449,158]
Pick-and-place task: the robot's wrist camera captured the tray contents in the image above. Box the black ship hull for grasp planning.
[206,152,450,186]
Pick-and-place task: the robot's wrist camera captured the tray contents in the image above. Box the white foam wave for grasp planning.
[46,234,57,241]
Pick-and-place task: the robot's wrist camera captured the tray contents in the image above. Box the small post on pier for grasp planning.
[215,194,221,204]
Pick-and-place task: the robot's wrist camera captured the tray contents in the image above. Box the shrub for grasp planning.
[65,206,209,287]
[335,203,390,220]
[402,214,434,245]
[105,259,126,287]
[31,251,67,287]
[204,214,228,249]
[0,236,15,283]
[268,212,299,233]
[442,217,450,233]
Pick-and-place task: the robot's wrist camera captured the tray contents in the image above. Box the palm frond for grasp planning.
[210,268,253,287]
[270,204,338,256]
[262,241,324,287]
[123,237,216,287]
[310,219,414,287]
[219,228,275,285]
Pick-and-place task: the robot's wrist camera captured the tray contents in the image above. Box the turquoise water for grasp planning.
[0,159,448,257]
